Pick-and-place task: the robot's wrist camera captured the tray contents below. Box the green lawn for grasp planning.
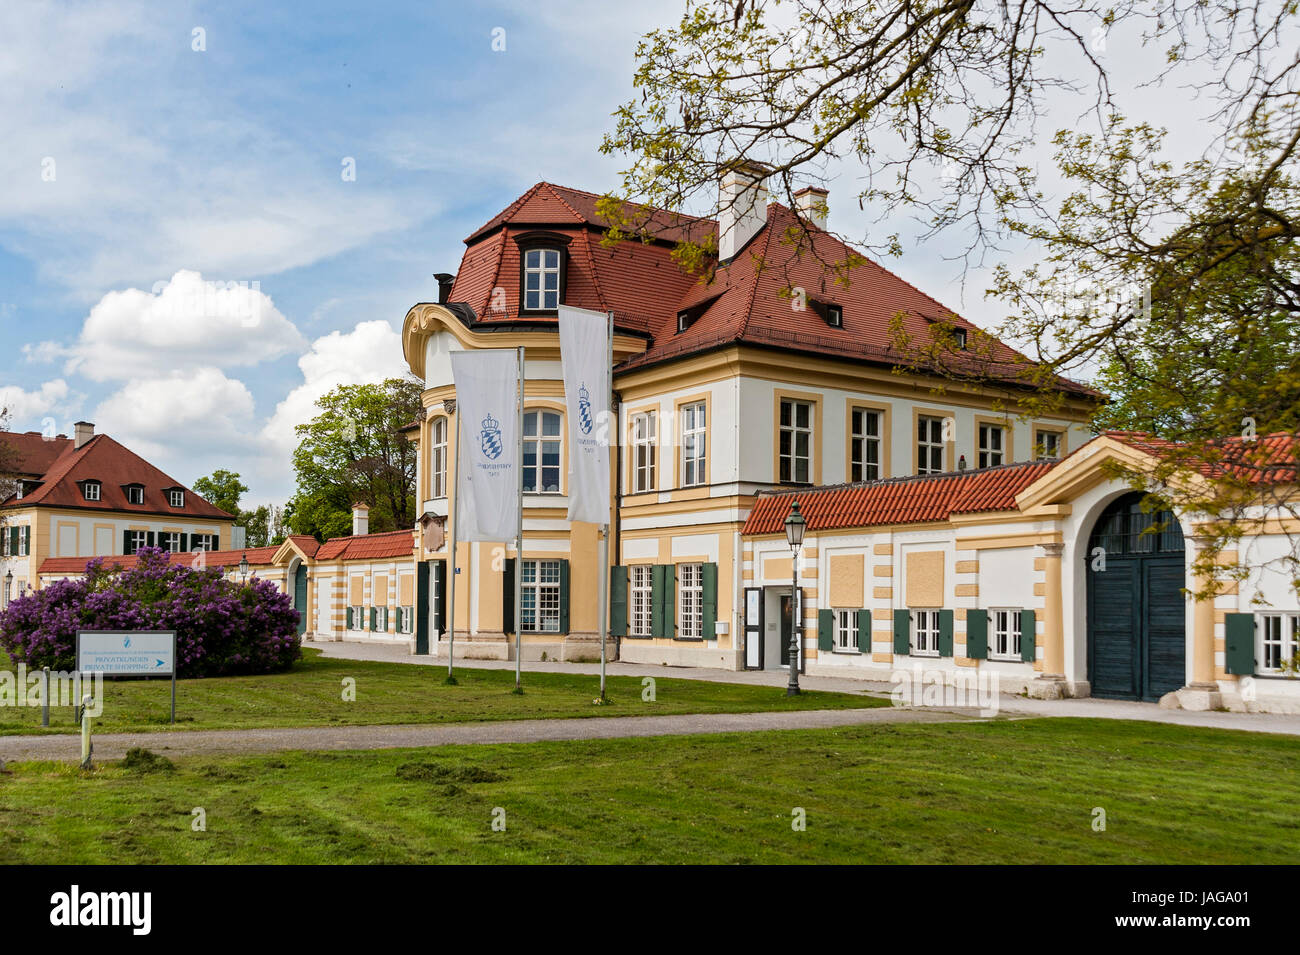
[2,718,1297,864]
[0,648,885,735]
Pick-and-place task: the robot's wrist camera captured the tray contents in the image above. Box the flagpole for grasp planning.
[599,310,614,701]
[446,407,459,683]
[514,345,525,693]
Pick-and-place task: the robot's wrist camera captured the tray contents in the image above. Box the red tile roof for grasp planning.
[284,534,321,558]
[443,183,1096,397]
[743,460,1058,536]
[39,544,281,577]
[1103,430,1298,485]
[315,529,416,561]
[1,431,75,478]
[1,433,234,519]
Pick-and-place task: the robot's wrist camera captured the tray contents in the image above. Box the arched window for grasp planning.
[430,417,448,498]
[523,409,562,493]
[1087,492,1184,557]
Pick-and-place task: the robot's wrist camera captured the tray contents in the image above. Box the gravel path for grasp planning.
[0,706,967,762]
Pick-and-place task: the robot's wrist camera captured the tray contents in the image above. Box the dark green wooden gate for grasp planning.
[293,565,309,636]
[1086,493,1186,701]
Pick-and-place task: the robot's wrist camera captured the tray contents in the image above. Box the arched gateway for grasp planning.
[1085,492,1186,701]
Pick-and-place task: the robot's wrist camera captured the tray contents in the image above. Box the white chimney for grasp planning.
[794,186,829,230]
[718,161,769,261]
[73,421,95,449]
[352,503,370,537]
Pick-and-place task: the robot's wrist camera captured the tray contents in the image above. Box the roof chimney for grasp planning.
[718,161,770,261]
[352,502,370,537]
[434,273,455,304]
[794,186,829,230]
[73,421,95,450]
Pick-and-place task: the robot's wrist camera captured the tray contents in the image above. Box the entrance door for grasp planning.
[1086,493,1186,701]
[293,565,308,635]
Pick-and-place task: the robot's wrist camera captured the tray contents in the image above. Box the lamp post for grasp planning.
[238,553,249,583]
[784,497,806,696]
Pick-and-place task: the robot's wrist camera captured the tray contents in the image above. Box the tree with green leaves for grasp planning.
[192,469,248,517]
[286,378,423,541]
[601,0,1299,596]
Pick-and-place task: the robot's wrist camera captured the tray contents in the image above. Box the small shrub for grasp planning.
[121,748,174,774]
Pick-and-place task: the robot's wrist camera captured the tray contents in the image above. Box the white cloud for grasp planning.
[0,379,77,426]
[260,320,410,455]
[33,270,306,382]
[92,367,257,462]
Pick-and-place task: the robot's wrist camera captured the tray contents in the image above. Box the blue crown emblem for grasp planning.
[578,382,593,435]
[479,412,503,460]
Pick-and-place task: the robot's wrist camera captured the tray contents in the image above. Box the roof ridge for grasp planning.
[540,182,588,225]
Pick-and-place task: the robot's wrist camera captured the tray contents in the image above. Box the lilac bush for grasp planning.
[0,548,302,677]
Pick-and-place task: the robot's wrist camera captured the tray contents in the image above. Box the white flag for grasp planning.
[558,305,611,524]
[451,349,520,542]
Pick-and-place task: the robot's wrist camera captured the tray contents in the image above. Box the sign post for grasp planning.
[76,630,178,724]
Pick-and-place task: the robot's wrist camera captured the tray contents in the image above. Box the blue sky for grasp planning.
[0,0,1228,509]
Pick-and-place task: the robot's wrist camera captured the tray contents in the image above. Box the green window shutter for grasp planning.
[146,531,155,548]
[346,606,354,629]
[650,564,666,638]
[818,609,834,651]
[664,565,676,638]
[123,530,133,555]
[609,566,628,638]
[893,609,911,655]
[966,610,988,659]
[701,562,718,641]
[938,609,954,657]
[1019,609,1037,662]
[212,534,219,550]
[180,533,189,552]
[1224,613,1256,675]
[558,559,571,634]
[370,607,377,630]
[856,609,872,654]
[9,527,19,556]
[502,558,515,635]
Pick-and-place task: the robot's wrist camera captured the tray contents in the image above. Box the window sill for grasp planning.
[832,648,863,655]
[911,650,940,658]
[673,636,704,643]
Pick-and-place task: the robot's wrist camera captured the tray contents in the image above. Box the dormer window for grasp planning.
[83,481,101,502]
[169,489,185,508]
[953,328,967,349]
[125,485,144,505]
[826,304,843,328]
[677,311,691,334]
[515,232,570,314]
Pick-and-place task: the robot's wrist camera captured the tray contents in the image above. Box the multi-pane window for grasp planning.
[523,248,561,311]
[83,482,101,502]
[835,609,859,651]
[523,410,562,493]
[520,559,562,633]
[779,399,813,483]
[350,606,364,630]
[850,408,881,482]
[991,608,1023,660]
[1036,430,1062,460]
[1260,614,1300,673]
[630,565,653,637]
[160,532,182,553]
[431,417,448,498]
[400,606,415,634]
[126,486,144,505]
[2,527,30,557]
[678,563,703,639]
[631,412,656,493]
[681,402,707,486]
[917,416,945,474]
[912,609,941,655]
[191,534,215,552]
[375,606,389,633]
[126,531,147,555]
[978,424,1005,468]
[169,489,185,508]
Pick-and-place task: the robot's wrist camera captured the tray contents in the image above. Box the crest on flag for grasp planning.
[479,413,503,460]
[578,383,593,435]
